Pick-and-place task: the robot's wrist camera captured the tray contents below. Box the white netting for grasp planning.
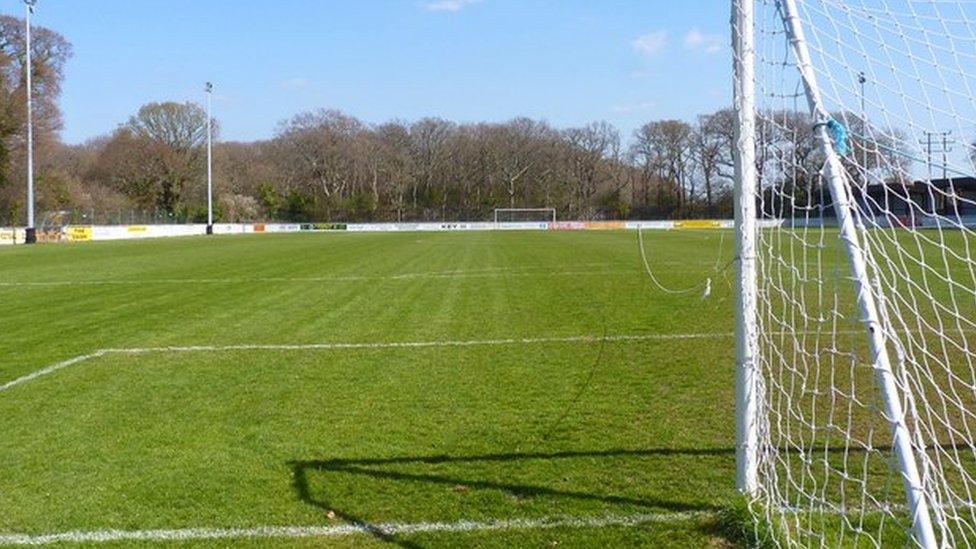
[747,0,976,546]
[492,208,557,223]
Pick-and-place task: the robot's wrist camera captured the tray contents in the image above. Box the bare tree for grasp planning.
[274,109,367,218]
[0,15,71,218]
[694,112,734,214]
[632,120,693,216]
[563,121,620,219]
[409,118,455,219]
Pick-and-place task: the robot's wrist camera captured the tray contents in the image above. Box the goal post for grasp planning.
[493,208,557,224]
[735,0,976,546]
[732,0,760,499]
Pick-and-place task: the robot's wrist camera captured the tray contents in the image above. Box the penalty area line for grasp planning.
[101,332,733,355]
[0,352,106,393]
[0,511,713,545]
[0,332,733,394]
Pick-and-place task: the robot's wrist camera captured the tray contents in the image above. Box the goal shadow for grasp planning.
[289,448,732,547]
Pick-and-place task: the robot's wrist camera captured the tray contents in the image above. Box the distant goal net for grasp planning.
[493,208,556,224]
[734,1,976,548]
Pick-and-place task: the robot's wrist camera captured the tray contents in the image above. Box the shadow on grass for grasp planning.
[289,448,733,547]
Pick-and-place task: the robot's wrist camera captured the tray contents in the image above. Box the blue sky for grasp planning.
[6,0,733,144]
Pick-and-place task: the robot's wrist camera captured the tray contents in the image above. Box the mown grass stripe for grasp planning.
[0,269,637,287]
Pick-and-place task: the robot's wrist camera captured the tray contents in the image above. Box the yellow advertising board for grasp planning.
[674,220,723,230]
[584,221,626,231]
[127,226,148,233]
[67,226,93,242]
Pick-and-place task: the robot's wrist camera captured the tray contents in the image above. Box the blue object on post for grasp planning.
[814,119,850,156]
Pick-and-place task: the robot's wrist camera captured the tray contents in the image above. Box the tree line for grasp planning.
[0,16,741,225]
[0,16,959,226]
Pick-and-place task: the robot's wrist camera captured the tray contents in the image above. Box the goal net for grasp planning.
[493,208,557,224]
[735,0,976,547]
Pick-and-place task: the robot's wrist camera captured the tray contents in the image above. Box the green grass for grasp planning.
[6,229,971,546]
[0,231,740,547]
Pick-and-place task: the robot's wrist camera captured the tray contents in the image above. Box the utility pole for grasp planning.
[920,131,955,215]
[942,132,953,181]
[858,72,868,183]
[205,82,214,235]
[920,131,955,181]
[24,0,37,244]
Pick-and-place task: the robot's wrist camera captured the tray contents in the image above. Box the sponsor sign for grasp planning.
[211,224,246,235]
[66,226,93,242]
[36,230,62,243]
[263,224,303,233]
[674,220,723,230]
[625,221,674,230]
[7,220,758,244]
[549,221,586,231]
[0,229,16,245]
[301,223,348,231]
[584,221,625,231]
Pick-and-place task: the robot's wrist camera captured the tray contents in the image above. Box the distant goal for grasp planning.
[493,208,556,224]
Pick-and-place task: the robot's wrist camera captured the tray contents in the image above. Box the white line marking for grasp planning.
[8,327,962,393]
[0,511,711,545]
[0,352,105,393]
[102,333,732,355]
[0,333,732,393]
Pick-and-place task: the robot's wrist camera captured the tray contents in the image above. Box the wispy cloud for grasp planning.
[281,77,310,90]
[425,0,482,12]
[631,30,668,58]
[629,70,659,81]
[684,29,723,54]
[613,101,656,114]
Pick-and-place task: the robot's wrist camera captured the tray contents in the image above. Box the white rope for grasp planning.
[636,225,718,300]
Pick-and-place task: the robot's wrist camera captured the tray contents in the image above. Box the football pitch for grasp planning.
[0,230,741,547]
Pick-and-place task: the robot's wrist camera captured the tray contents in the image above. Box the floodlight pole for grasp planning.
[24,0,37,245]
[205,82,214,235]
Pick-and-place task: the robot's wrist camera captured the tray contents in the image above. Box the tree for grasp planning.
[273,109,365,219]
[41,99,945,225]
[373,121,413,221]
[0,15,71,217]
[487,118,552,208]
[409,118,456,218]
[90,102,212,215]
[563,121,620,219]
[694,111,735,214]
[632,120,693,216]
